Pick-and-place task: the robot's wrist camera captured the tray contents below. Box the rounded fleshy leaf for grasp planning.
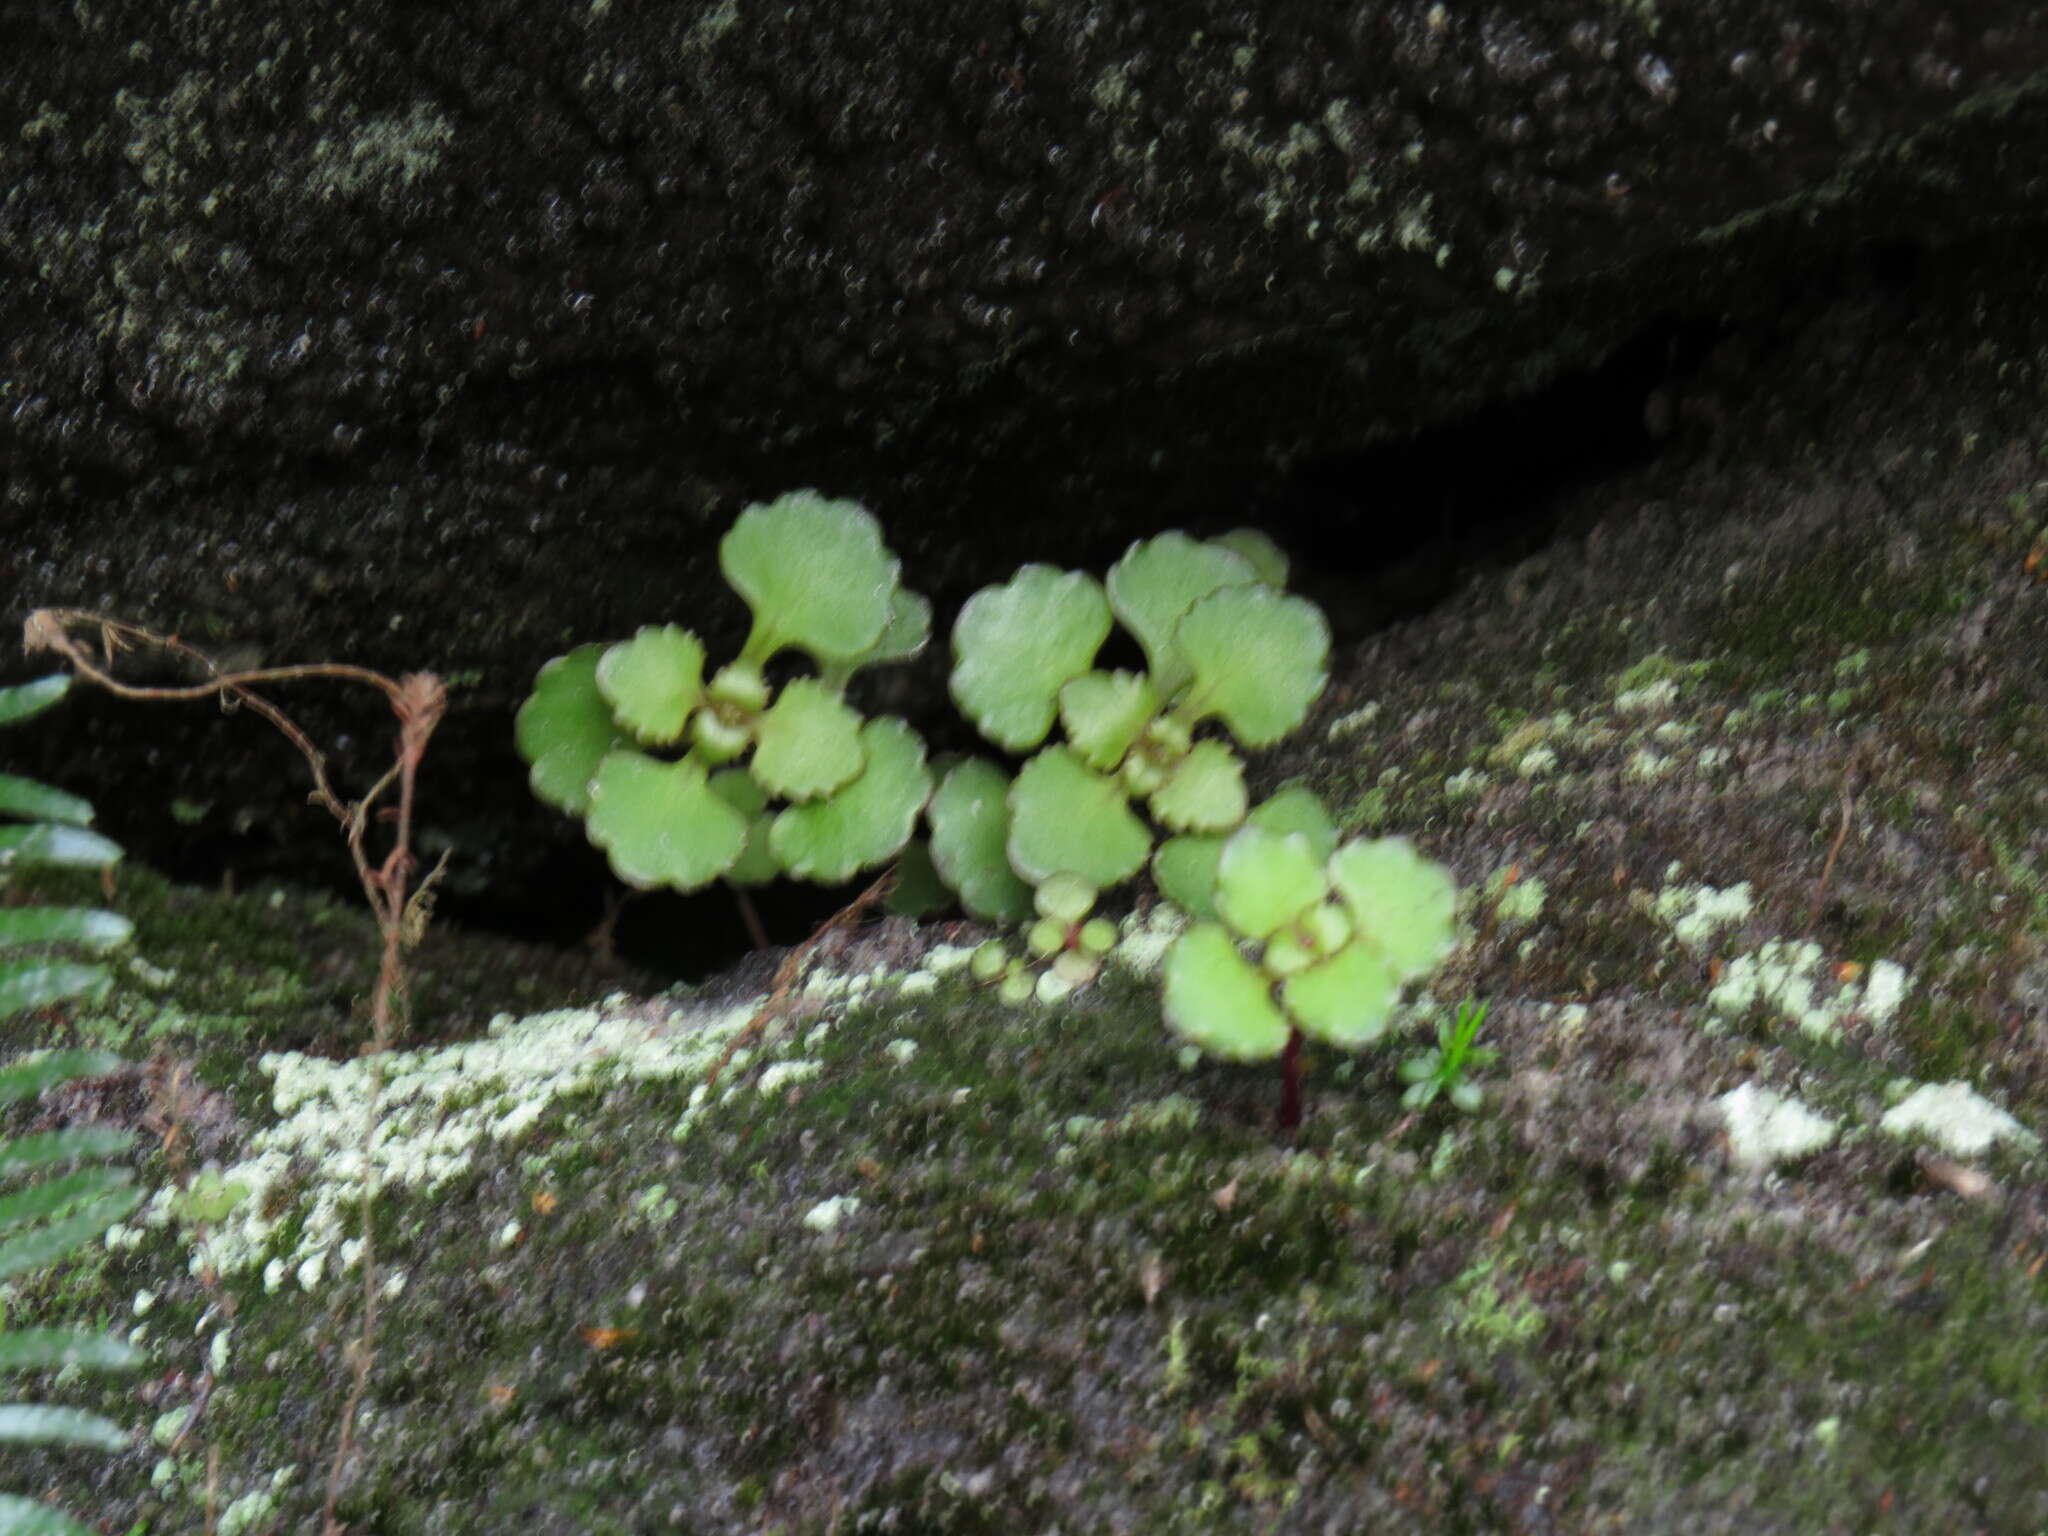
[1247,783,1340,862]
[1106,533,1258,697]
[595,625,706,746]
[1213,826,1326,942]
[1174,584,1331,747]
[708,768,778,886]
[1162,923,1291,1061]
[927,758,1033,923]
[1148,738,1249,833]
[1035,872,1096,926]
[1210,528,1290,587]
[1006,746,1152,889]
[586,750,748,892]
[1281,941,1402,1048]
[750,678,866,801]
[516,645,628,815]
[1151,785,1331,920]
[1326,836,1458,981]
[770,717,931,883]
[820,587,932,683]
[1058,670,1157,771]
[950,566,1111,751]
[1153,832,1226,918]
[722,491,899,664]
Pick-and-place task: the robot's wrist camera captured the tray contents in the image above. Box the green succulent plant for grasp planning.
[932,528,1329,942]
[1161,821,1458,1127]
[0,675,145,1533]
[1399,998,1498,1113]
[516,492,935,895]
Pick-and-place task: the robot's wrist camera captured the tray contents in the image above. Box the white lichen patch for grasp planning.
[1650,875,1754,949]
[801,1195,861,1233]
[1615,678,1678,713]
[111,995,764,1289]
[1325,701,1379,739]
[1718,1082,1839,1169]
[1880,1082,2041,1157]
[1708,942,1912,1039]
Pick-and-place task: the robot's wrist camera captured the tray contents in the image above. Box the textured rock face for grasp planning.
[2,0,2045,899]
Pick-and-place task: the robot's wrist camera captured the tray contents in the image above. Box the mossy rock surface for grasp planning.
[8,280,2048,1531]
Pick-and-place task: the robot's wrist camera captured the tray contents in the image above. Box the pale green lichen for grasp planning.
[800,1195,860,1233]
[1879,1082,2040,1157]
[107,993,770,1289]
[1717,1082,1839,1170]
[1650,874,1753,949]
[1708,942,1911,1039]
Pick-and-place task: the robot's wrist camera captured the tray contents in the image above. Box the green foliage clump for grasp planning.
[515,491,935,893]
[0,674,146,1534]
[1161,821,1458,1061]
[929,529,1328,983]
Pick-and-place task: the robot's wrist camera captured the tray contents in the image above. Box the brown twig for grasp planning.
[703,869,896,1095]
[23,609,448,1536]
[1803,751,1867,943]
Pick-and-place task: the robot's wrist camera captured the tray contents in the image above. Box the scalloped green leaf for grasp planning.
[1326,836,1458,981]
[1247,783,1340,861]
[1210,528,1290,586]
[1058,670,1157,772]
[1150,786,1327,920]
[1162,923,1290,1061]
[585,750,747,892]
[708,768,778,886]
[516,645,629,816]
[1213,826,1325,941]
[770,717,931,884]
[1106,533,1257,698]
[722,491,899,665]
[950,566,1111,752]
[819,587,933,685]
[926,758,1033,923]
[1174,584,1330,747]
[1152,833,1225,918]
[0,775,93,827]
[1005,746,1152,889]
[0,675,70,729]
[1281,941,1401,1048]
[1147,738,1248,833]
[595,625,706,746]
[749,678,865,801]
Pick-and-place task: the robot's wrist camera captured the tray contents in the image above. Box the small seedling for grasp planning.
[1161,823,1459,1130]
[516,491,935,897]
[1399,999,1497,1112]
[930,528,1329,943]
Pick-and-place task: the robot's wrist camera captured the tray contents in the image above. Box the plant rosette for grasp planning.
[1399,999,1498,1112]
[1161,826,1459,1062]
[514,491,934,893]
[935,529,1329,930]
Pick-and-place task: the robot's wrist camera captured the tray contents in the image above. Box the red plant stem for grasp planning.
[1278,1026,1304,1135]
